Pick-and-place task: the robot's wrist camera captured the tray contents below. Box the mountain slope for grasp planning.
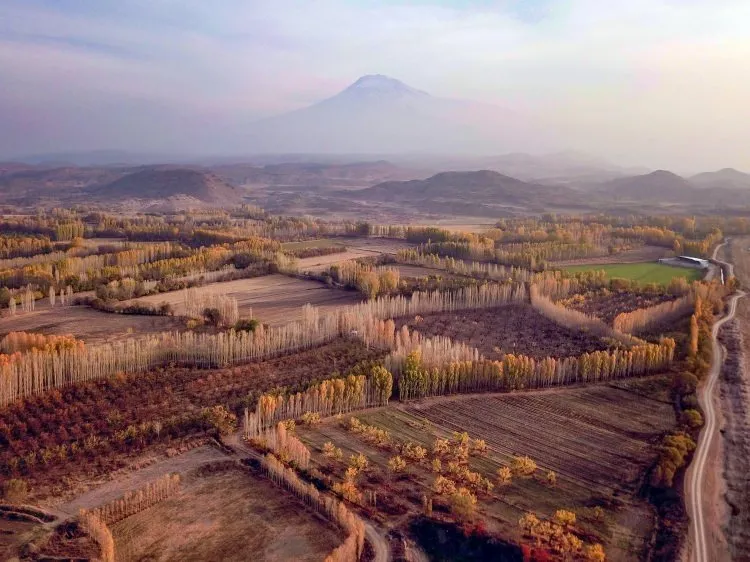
[244,75,551,155]
[88,168,242,204]
[600,170,697,202]
[691,168,750,190]
[346,170,584,214]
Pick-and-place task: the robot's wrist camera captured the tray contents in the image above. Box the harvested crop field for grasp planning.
[295,237,415,273]
[298,379,675,561]
[0,305,182,343]
[121,274,362,325]
[562,261,703,285]
[397,305,611,359]
[112,464,343,562]
[561,291,677,324]
[406,384,674,494]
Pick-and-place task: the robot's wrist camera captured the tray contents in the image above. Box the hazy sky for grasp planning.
[2,0,749,172]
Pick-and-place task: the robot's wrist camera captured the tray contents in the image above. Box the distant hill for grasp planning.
[690,168,750,190]
[600,170,697,202]
[212,160,424,190]
[88,168,242,205]
[346,170,584,215]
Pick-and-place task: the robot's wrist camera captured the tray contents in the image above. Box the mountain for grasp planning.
[87,168,242,205]
[690,168,750,190]
[211,160,425,190]
[243,75,552,155]
[600,170,697,202]
[345,170,585,216]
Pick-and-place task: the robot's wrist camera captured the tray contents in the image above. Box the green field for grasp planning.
[562,261,703,285]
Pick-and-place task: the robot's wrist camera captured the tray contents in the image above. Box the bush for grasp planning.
[203,307,222,326]
[235,318,259,332]
[682,408,704,429]
[201,405,237,436]
[2,478,28,503]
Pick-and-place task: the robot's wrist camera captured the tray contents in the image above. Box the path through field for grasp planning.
[686,240,744,562]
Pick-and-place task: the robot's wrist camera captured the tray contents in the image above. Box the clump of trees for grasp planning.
[651,432,696,487]
[91,473,181,524]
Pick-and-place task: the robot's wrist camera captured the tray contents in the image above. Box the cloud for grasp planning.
[1,0,749,171]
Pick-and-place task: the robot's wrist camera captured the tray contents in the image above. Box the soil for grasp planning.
[121,274,362,325]
[397,305,612,359]
[111,464,343,562]
[298,380,675,562]
[563,291,676,325]
[0,305,183,344]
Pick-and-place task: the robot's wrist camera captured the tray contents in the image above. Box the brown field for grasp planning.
[0,305,182,343]
[296,237,415,273]
[298,379,675,561]
[397,305,612,359]
[120,274,362,325]
[112,464,343,562]
[563,291,676,324]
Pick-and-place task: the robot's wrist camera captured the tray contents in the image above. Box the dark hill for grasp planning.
[89,168,242,204]
[690,168,750,190]
[601,170,697,202]
[346,170,584,214]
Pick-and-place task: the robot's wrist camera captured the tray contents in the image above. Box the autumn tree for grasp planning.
[511,455,537,477]
[496,466,512,485]
[449,487,477,521]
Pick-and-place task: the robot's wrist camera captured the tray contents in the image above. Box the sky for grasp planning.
[2,0,749,172]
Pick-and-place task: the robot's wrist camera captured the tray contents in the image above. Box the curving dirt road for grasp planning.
[687,241,744,562]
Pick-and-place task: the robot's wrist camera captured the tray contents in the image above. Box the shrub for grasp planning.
[388,455,407,473]
[235,318,259,332]
[201,405,237,436]
[682,408,704,429]
[2,478,28,503]
[511,455,537,477]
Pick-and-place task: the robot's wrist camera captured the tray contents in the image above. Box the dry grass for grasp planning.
[111,465,343,562]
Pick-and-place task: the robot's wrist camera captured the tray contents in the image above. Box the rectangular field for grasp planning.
[0,305,183,344]
[112,465,343,562]
[121,274,361,325]
[397,305,611,359]
[298,381,675,561]
[562,261,703,285]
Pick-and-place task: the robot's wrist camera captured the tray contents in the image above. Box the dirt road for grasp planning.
[686,241,744,562]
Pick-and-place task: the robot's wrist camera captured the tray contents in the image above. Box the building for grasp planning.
[658,256,710,269]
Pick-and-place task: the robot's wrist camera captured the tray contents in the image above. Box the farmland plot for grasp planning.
[298,380,674,561]
[120,274,361,325]
[112,465,343,562]
[0,305,182,343]
[397,305,612,359]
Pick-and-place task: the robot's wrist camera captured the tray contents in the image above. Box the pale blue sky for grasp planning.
[2,0,749,171]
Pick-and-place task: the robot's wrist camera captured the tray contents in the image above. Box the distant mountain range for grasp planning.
[1,158,750,214]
